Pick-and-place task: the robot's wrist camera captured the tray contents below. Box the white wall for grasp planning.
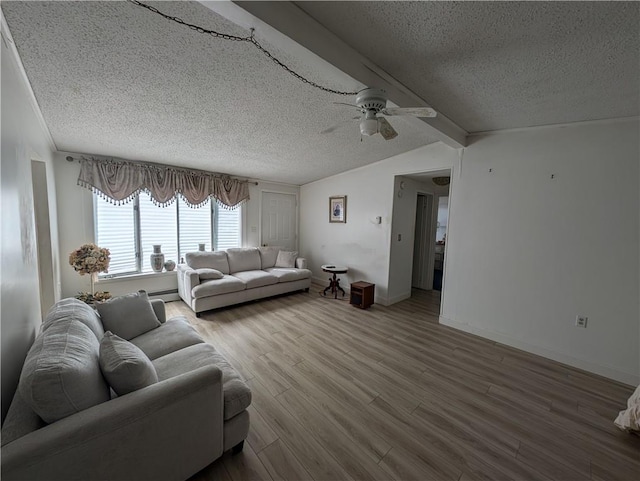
[299,143,460,304]
[1,25,60,421]
[441,119,639,385]
[53,152,299,298]
[300,119,638,384]
[54,152,105,297]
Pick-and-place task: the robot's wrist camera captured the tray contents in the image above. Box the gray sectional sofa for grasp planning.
[177,246,312,316]
[1,295,251,481]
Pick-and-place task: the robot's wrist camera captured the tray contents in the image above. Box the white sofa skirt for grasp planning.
[191,278,311,314]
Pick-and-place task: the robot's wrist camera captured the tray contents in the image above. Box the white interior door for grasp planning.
[411,193,433,290]
[261,192,297,251]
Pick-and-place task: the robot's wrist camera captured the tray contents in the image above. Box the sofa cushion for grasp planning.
[99,332,158,396]
[191,275,246,299]
[129,317,204,360]
[226,248,261,273]
[153,343,251,420]
[265,267,312,282]
[96,290,161,341]
[196,268,224,280]
[42,297,104,340]
[185,251,230,274]
[18,320,110,423]
[258,246,282,269]
[231,270,279,289]
[275,250,298,268]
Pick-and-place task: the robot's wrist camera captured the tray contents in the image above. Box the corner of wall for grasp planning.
[438,316,639,386]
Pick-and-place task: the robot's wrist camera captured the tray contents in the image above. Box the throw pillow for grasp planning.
[196,268,224,280]
[96,290,161,340]
[275,250,298,268]
[99,331,158,396]
[19,320,110,423]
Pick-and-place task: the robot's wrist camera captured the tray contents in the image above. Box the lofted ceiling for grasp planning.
[292,0,640,133]
[2,1,638,185]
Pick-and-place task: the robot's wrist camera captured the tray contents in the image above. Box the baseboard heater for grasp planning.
[148,289,180,302]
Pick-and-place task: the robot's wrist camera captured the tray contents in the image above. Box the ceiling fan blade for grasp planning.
[378,117,398,140]
[381,106,437,118]
[333,102,361,110]
[320,116,360,135]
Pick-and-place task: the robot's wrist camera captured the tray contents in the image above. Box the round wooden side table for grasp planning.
[321,264,348,299]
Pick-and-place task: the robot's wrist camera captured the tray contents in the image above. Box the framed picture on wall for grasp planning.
[329,195,347,223]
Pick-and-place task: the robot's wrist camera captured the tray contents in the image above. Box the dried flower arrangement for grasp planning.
[69,243,112,302]
[69,243,110,275]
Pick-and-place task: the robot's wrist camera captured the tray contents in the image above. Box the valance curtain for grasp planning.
[77,157,250,209]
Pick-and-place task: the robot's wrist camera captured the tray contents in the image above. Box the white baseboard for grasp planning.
[439,315,639,386]
[387,292,411,306]
[311,275,329,287]
[376,296,390,306]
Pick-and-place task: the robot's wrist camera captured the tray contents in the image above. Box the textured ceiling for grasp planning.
[1,1,439,185]
[3,2,638,185]
[295,1,640,132]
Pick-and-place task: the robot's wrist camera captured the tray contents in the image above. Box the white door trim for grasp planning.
[31,159,56,318]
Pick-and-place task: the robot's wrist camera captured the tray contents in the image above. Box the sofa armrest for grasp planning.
[176,265,200,305]
[184,269,200,292]
[150,299,166,324]
[296,257,307,269]
[1,366,224,481]
[177,265,200,290]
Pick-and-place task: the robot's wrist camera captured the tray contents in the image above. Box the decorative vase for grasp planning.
[198,243,206,251]
[150,245,165,272]
[164,260,176,271]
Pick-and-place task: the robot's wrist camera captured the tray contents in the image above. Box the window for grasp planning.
[95,194,241,276]
[95,196,137,275]
[215,205,241,250]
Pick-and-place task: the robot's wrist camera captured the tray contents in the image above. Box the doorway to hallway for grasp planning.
[411,192,433,290]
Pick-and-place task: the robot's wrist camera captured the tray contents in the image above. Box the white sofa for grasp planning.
[1,296,251,481]
[177,247,312,316]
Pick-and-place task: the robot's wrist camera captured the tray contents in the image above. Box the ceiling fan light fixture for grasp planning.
[325,87,436,139]
[432,176,451,186]
[360,110,378,136]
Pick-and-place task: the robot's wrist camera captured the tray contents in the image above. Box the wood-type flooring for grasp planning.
[165,287,639,481]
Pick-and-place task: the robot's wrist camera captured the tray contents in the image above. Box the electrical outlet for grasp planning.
[397,234,402,241]
[575,316,588,328]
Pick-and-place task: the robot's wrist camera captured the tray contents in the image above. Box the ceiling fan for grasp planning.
[322,88,437,140]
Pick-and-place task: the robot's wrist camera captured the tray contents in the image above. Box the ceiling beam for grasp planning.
[199,1,468,148]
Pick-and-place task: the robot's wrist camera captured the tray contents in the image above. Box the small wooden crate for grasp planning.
[350,281,375,309]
